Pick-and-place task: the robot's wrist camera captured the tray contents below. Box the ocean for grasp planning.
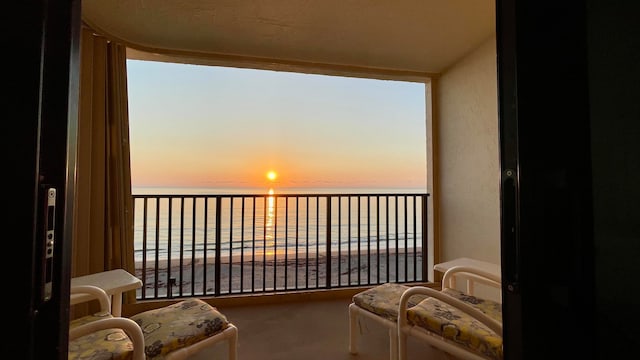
[132,186,428,265]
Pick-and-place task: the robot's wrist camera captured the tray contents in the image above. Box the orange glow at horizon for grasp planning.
[127,60,427,191]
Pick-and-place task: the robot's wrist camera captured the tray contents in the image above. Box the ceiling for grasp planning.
[82,0,495,77]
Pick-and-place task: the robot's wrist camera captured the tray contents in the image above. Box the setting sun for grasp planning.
[266,171,277,181]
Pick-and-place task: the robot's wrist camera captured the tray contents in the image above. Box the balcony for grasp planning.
[133,191,430,300]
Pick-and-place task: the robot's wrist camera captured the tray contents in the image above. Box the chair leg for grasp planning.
[444,350,457,360]
[228,324,238,360]
[389,327,398,360]
[349,304,359,354]
[398,328,408,360]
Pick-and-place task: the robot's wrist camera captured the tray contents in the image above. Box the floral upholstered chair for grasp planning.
[69,285,238,360]
[397,265,502,360]
[350,264,502,360]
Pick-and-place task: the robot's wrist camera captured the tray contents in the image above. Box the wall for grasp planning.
[435,37,500,266]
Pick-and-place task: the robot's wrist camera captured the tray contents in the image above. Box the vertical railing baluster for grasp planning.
[348,197,352,285]
[376,195,380,283]
[190,197,197,296]
[366,196,370,284]
[325,196,332,289]
[338,196,342,287]
[262,196,267,292]
[214,197,222,296]
[357,196,361,285]
[273,196,278,290]
[179,197,185,297]
[251,197,256,293]
[240,197,245,293]
[385,195,389,282]
[167,198,173,298]
[141,198,148,299]
[422,194,428,282]
[412,195,417,281]
[154,198,161,298]
[228,197,233,294]
[395,195,399,282]
[404,195,408,282]
[285,197,289,290]
[202,198,208,296]
[295,197,299,289]
[315,196,319,288]
[304,196,310,289]
[228,196,235,294]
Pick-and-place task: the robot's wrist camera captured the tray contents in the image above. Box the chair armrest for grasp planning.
[442,265,501,292]
[398,286,502,337]
[70,285,111,314]
[69,317,145,360]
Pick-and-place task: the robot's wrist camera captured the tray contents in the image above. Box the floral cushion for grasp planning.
[130,298,230,359]
[352,283,427,322]
[407,288,503,360]
[69,313,134,360]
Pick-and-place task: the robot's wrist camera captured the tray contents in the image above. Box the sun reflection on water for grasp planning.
[265,188,276,242]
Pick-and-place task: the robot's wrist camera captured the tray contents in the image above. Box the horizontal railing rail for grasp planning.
[132,192,429,300]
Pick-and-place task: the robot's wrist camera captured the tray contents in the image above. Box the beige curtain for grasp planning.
[73,26,136,303]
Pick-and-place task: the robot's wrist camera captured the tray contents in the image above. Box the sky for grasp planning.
[126,60,427,191]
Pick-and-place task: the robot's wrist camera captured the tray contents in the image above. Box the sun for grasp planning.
[266,171,277,181]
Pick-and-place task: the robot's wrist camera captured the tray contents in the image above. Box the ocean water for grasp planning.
[132,186,428,264]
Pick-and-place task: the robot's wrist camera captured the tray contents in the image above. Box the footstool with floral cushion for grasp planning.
[349,283,427,360]
[69,293,238,360]
[130,298,238,360]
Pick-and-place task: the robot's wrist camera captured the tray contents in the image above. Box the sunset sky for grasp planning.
[126,60,427,191]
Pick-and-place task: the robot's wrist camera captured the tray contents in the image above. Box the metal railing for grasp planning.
[133,192,429,300]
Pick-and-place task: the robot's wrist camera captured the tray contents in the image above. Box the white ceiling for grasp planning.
[82,0,495,76]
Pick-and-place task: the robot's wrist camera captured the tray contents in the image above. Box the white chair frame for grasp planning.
[397,266,502,360]
[349,264,501,360]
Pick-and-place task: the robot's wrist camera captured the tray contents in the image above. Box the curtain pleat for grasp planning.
[105,42,136,279]
[73,26,136,306]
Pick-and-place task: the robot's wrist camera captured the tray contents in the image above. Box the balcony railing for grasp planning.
[133,192,430,300]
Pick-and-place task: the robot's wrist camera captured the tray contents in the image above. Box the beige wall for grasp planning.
[435,36,500,266]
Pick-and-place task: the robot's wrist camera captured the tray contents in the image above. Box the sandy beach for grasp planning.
[135,250,424,298]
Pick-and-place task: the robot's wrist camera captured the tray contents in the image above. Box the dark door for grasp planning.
[497,1,639,359]
[14,1,81,359]
[496,1,595,358]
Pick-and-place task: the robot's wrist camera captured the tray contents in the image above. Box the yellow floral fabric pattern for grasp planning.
[130,298,230,359]
[69,313,134,360]
[353,283,427,321]
[407,288,503,360]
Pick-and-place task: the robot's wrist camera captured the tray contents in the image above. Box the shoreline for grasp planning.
[135,250,424,297]
[135,246,424,268]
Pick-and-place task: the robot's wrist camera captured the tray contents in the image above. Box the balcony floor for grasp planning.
[190,295,449,360]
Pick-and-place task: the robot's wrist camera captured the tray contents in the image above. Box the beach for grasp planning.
[135,250,424,298]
